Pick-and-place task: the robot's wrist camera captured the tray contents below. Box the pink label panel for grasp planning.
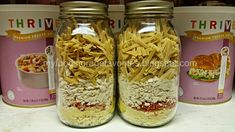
[179,36,234,104]
[0,36,55,106]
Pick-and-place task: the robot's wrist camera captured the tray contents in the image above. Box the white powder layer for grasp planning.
[119,75,178,108]
[57,77,114,127]
[59,77,113,107]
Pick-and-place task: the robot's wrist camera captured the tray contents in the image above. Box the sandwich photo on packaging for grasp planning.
[188,52,230,82]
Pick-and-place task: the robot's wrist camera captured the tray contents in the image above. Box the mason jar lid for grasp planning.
[60,1,108,18]
[126,0,173,18]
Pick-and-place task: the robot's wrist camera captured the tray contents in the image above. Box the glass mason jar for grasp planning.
[118,0,180,127]
[55,1,115,128]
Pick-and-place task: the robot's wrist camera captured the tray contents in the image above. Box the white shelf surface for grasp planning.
[0,91,235,132]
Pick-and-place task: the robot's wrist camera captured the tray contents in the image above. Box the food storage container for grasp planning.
[0,4,58,107]
[118,0,180,127]
[173,6,235,104]
[55,1,116,128]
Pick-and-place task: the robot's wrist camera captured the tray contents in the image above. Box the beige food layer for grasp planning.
[56,20,114,85]
[58,102,115,127]
[118,19,180,83]
[118,100,176,127]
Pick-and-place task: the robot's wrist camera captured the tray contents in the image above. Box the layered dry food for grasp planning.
[17,54,48,73]
[188,53,230,81]
[118,19,180,126]
[56,21,115,127]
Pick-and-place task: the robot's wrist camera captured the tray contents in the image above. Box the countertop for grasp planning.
[0,92,235,132]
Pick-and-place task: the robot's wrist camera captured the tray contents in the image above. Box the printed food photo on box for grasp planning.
[188,52,230,82]
[0,5,59,107]
[16,53,48,88]
[173,6,235,104]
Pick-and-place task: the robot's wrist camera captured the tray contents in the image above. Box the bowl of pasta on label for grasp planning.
[15,53,49,88]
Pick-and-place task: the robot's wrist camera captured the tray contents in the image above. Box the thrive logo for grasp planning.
[6,18,59,42]
[8,18,59,30]
[190,20,235,31]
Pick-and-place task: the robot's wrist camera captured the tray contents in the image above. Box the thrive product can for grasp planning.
[0,5,59,107]
[108,5,125,34]
[173,7,235,104]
